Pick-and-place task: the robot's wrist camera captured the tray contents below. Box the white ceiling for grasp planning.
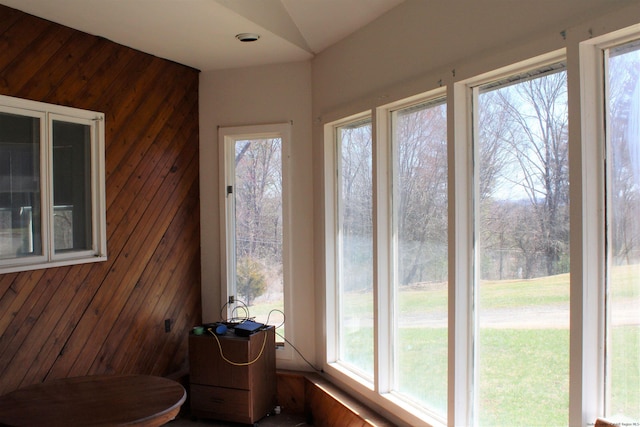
[0,0,404,71]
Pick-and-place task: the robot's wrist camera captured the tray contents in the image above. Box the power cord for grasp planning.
[213,304,324,373]
[206,326,268,367]
[266,308,323,373]
[276,331,323,373]
[219,299,250,323]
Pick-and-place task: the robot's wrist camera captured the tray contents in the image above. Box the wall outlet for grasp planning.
[164,318,171,332]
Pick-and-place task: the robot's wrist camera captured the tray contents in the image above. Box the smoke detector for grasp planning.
[236,33,260,42]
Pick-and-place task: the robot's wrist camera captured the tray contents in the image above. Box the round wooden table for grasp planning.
[0,374,186,426]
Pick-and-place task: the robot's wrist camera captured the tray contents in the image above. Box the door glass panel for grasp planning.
[233,137,285,342]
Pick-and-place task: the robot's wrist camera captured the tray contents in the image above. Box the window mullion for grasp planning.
[374,108,393,394]
[571,40,607,425]
[450,82,475,427]
[223,135,237,313]
[43,113,54,261]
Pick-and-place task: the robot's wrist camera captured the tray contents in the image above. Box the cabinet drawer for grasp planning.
[190,384,251,424]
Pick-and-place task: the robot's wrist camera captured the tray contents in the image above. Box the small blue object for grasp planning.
[214,323,227,335]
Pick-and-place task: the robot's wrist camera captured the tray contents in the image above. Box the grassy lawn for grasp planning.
[610,326,640,417]
[249,264,639,425]
[477,328,569,426]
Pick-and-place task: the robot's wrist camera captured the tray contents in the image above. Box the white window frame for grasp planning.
[323,24,640,426]
[381,91,449,424]
[465,50,569,427]
[324,90,451,427]
[218,122,293,361]
[323,111,377,386]
[0,95,107,274]
[578,24,640,425]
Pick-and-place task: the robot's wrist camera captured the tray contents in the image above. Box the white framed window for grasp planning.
[469,56,570,427]
[324,90,448,424]
[604,36,640,423]
[0,95,106,273]
[325,53,576,427]
[323,25,640,426]
[219,123,292,351]
[387,96,449,419]
[325,113,375,381]
[578,26,640,425]
[586,32,640,424]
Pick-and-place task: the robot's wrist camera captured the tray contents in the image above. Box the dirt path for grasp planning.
[390,298,640,329]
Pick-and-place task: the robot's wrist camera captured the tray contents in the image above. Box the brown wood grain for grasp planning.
[189,327,277,424]
[0,375,186,427]
[0,3,201,395]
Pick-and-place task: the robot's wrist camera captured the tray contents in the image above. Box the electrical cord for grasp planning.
[266,308,322,373]
[276,331,323,373]
[219,299,250,323]
[265,308,286,330]
[214,303,323,373]
[207,326,268,367]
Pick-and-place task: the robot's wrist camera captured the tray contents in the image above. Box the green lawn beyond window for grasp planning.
[343,266,637,425]
[250,267,639,425]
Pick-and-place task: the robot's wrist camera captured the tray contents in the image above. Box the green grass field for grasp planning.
[250,265,640,426]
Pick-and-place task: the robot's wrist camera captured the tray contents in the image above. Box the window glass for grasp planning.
[337,119,374,378]
[52,120,92,253]
[606,40,640,421]
[392,99,448,416]
[475,67,570,426]
[232,137,285,341]
[0,112,42,260]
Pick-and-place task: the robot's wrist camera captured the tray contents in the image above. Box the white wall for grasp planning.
[311,0,638,119]
[199,61,315,370]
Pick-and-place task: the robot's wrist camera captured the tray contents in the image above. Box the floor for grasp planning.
[168,408,310,427]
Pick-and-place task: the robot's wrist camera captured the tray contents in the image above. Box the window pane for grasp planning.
[233,138,284,341]
[392,100,448,417]
[476,69,570,426]
[52,120,92,253]
[606,42,640,421]
[0,112,42,259]
[337,119,374,378]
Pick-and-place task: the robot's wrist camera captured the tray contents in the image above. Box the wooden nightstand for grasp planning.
[188,326,276,425]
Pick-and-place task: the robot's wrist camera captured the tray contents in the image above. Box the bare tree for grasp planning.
[395,102,448,285]
[479,70,570,279]
[608,53,640,265]
[234,138,283,304]
[507,71,569,277]
[339,121,374,292]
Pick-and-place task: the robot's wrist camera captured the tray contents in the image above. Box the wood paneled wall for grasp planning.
[0,5,201,394]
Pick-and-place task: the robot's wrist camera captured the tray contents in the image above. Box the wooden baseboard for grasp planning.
[277,370,395,427]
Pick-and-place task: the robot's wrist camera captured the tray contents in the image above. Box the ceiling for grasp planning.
[0,0,404,71]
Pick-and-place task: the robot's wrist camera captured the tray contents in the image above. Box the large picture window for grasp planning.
[0,95,106,273]
[604,38,640,421]
[391,98,448,417]
[323,26,640,427]
[325,94,448,422]
[473,64,570,426]
[330,116,375,379]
